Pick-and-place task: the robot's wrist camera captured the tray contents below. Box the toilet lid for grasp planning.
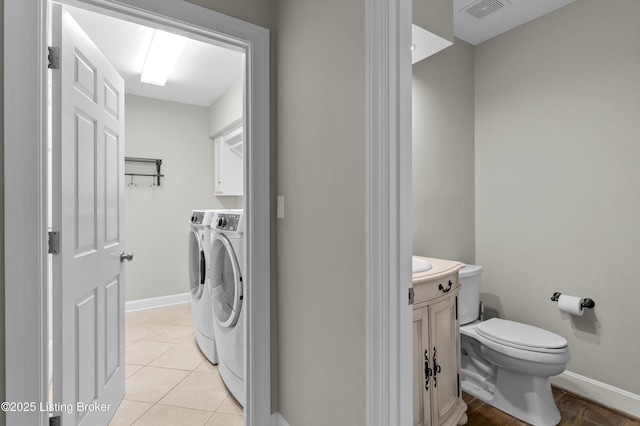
[476,318,568,352]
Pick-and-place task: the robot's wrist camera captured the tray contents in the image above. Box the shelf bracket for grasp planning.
[124,157,164,186]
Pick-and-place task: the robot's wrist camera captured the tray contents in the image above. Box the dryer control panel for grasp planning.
[216,213,241,231]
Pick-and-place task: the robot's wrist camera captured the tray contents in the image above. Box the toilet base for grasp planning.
[462,367,561,426]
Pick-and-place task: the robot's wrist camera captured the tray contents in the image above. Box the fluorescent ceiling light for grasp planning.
[140,30,188,86]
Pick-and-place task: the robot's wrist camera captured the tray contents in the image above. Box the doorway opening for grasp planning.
[4,1,270,425]
[47,3,248,422]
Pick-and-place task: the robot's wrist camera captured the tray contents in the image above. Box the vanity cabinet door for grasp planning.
[412,268,467,425]
[429,293,461,425]
[413,306,432,426]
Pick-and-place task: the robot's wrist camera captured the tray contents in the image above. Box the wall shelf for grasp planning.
[125,157,165,186]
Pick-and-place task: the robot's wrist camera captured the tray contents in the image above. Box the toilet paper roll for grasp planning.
[557,294,584,316]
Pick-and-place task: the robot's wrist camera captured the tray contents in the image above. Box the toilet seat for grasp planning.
[476,318,568,354]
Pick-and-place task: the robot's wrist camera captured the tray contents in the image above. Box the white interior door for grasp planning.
[51,4,126,424]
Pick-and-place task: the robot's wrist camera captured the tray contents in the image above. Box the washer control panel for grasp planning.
[216,213,241,231]
[190,211,205,224]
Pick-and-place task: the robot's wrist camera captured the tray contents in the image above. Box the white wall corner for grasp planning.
[125,292,191,313]
[551,370,640,419]
[270,412,291,426]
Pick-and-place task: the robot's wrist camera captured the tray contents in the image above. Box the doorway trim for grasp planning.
[4,0,270,424]
[365,0,412,424]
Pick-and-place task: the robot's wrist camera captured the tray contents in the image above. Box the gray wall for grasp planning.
[412,38,475,264]
[208,78,243,138]
[475,0,640,394]
[124,94,241,302]
[187,0,273,29]
[276,0,366,424]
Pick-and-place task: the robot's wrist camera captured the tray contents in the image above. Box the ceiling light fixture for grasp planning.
[140,30,188,86]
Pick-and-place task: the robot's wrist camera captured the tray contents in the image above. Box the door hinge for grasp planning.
[49,415,61,426]
[48,46,60,69]
[48,231,60,254]
[408,287,414,305]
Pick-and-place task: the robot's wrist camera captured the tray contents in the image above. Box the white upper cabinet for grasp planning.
[214,124,244,196]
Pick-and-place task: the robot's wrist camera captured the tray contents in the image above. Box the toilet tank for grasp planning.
[458,264,483,325]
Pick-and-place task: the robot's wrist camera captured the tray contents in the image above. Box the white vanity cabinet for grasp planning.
[214,124,243,196]
[413,257,467,426]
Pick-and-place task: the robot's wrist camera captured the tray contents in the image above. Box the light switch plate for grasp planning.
[277,196,285,218]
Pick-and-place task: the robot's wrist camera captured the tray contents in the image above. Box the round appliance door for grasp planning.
[210,233,243,328]
[188,227,206,298]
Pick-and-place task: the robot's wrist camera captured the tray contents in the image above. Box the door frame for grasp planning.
[365,0,413,424]
[4,0,270,424]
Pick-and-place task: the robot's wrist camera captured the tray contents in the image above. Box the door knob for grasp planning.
[120,252,134,263]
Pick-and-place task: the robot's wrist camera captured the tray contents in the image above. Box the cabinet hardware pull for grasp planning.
[439,280,453,293]
[424,349,432,391]
[433,346,442,388]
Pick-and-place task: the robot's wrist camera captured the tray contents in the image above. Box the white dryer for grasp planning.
[210,209,245,406]
[188,209,219,364]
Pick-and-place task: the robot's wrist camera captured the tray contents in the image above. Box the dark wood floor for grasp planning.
[463,387,640,426]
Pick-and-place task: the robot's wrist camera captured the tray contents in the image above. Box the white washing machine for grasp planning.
[210,209,245,406]
[188,209,219,364]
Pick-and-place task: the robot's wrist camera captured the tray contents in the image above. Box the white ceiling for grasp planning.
[67,6,244,107]
[67,0,576,107]
[454,0,577,45]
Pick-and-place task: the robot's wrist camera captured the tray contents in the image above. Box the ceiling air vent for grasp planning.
[462,0,508,20]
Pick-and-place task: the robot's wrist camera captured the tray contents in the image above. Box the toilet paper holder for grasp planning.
[551,292,595,309]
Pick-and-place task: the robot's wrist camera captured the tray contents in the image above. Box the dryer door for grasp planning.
[188,226,206,298]
[211,233,243,327]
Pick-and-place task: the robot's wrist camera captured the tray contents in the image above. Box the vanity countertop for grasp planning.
[412,256,465,285]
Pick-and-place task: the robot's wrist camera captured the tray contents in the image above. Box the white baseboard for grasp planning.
[125,292,191,313]
[551,370,640,419]
[271,412,290,426]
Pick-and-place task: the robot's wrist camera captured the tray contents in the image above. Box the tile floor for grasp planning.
[113,304,640,426]
[109,303,243,426]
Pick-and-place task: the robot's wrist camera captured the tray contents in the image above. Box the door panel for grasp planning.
[76,290,98,409]
[75,110,98,254]
[430,295,459,425]
[105,277,121,382]
[51,4,126,425]
[104,128,121,246]
[74,51,98,101]
[413,307,430,426]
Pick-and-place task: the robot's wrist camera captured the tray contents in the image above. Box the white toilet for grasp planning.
[459,265,571,426]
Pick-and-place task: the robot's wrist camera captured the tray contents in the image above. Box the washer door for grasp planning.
[188,227,206,298]
[210,233,243,327]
